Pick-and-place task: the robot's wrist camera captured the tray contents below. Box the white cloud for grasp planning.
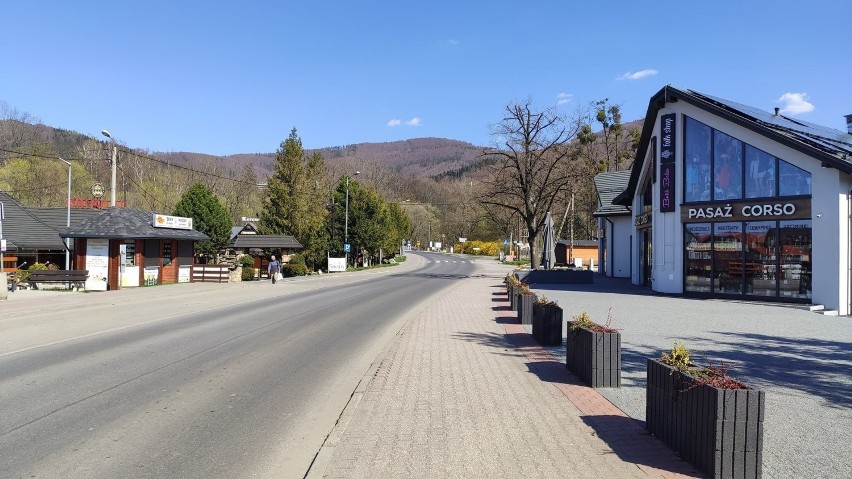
[446,39,459,45]
[617,69,659,81]
[387,117,421,127]
[777,92,815,115]
[557,93,573,105]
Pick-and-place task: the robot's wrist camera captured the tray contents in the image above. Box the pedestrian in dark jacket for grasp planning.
[268,255,281,284]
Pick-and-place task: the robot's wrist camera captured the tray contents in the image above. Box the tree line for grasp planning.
[0,96,641,269]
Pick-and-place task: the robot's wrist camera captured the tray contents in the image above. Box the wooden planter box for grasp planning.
[516,293,535,324]
[565,323,621,388]
[532,303,563,346]
[646,359,765,479]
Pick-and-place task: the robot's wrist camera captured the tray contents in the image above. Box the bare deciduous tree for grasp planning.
[479,100,581,268]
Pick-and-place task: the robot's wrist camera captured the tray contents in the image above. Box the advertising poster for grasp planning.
[178,265,191,283]
[85,238,109,291]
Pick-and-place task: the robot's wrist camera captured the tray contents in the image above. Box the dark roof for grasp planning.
[593,170,631,217]
[231,234,303,249]
[62,207,210,241]
[0,190,68,251]
[615,85,852,205]
[27,207,104,231]
[230,222,259,242]
[556,239,598,247]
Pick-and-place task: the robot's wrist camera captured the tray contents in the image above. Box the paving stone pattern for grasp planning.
[320,260,698,478]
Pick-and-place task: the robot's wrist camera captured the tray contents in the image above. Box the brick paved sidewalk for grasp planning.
[312,260,701,478]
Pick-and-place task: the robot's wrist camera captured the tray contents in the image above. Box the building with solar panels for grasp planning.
[613,86,852,315]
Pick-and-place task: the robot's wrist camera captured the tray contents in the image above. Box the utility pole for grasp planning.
[101,130,118,207]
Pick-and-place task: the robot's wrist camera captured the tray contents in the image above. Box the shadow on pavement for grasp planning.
[450,332,523,357]
[665,331,852,409]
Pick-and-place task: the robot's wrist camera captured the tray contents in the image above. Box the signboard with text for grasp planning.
[328,257,346,272]
[153,214,193,230]
[660,163,675,212]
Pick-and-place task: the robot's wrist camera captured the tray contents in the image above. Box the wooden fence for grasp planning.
[191,264,230,283]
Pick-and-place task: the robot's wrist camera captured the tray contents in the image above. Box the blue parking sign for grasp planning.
[344,243,351,253]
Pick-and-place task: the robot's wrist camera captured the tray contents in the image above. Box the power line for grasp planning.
[0,147,258,187]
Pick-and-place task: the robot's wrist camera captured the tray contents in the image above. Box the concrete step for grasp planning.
[821,310,839,316]
[808,304,825,312]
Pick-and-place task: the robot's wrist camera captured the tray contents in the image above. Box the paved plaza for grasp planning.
[530,275,852,479]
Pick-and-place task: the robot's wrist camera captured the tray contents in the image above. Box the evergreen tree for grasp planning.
[260,128,329,268]
[173,182,232,258]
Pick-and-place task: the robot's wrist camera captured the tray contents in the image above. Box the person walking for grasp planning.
[268,255,281,284]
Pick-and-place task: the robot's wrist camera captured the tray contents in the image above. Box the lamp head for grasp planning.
[101,130,112,139]
[354,171,360,176]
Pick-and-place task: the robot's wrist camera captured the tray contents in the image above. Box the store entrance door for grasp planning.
[642,228,653,287]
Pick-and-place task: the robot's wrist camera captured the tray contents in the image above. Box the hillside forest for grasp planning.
[0,98,641,261]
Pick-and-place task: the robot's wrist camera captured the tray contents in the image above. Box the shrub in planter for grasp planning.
[566,310,621,388]
[532,296,563,346]
[646,343,765,479]
[505,273,521,308]
[516,284,535,324]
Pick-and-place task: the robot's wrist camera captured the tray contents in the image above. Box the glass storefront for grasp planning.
[684,220,811,300]
[713,222,743,294]
[685,224,712,293]
[682,115,812,301]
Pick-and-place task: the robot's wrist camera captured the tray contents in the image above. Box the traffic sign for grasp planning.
[343,243,351,253]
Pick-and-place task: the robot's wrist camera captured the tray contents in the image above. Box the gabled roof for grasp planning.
[556,239,598,248]
[231,234,302,249]
[230,222,259,242]
[0,190,68,251]
[27,207,104,231]
[593,170,631,217]
[62,207,210,241]
[615,85,852,205]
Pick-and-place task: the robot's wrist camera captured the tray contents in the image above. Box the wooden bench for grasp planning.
[27,270,89,291]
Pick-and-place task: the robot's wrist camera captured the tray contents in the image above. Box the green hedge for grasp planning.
[282,263,308,277]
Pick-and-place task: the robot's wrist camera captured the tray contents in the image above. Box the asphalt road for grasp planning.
[0,252,475,479]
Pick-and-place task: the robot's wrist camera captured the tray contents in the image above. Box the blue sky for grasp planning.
[2,1,849,156]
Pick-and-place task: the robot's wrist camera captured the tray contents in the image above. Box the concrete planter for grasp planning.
[532,303,563,346]
[565,323,621,388]
[646,359,765,479]
[516,293,535,324]
[508,284,519,311]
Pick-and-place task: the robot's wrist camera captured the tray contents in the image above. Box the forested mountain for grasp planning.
[0,100,642,248]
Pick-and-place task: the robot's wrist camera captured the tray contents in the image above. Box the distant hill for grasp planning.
[207,138,486,179]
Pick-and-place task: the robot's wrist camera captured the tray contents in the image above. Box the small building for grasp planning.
[226,222,303,277]
[555,240,599,269]
[593,170,632,278]
[614,85,852,314]
[63,208,209,290]
[0,190,72,271]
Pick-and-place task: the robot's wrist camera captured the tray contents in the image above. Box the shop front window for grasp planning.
[713,222,744,294]
[779,220,812,299]
[745,146,776,199]
[684,117,712,202]
[779,161,812,196]
[685,223,712,292]
[713,132,743,201]
[162,241,173,266]
[124,240,136,266]
[744,221,777,296]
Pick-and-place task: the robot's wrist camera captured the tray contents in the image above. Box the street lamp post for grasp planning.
[59,157,72,270]
[100,130,118,207]
[344,171,360,264]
